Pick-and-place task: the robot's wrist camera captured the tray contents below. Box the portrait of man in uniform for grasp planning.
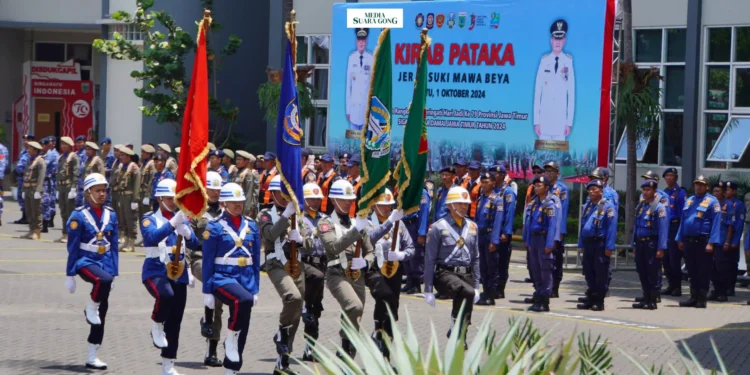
[533,19,575,143]
[345,27,373,132]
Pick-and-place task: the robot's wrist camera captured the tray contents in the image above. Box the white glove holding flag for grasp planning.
[424,292,435,307]
[34,191,41,199]
[385,250,406,261]
[350,257,367,270]
[282,203,296,219]
[65,276,76,294]
[68,190,76,200]
[387,209,404,224]
[288,229,303,244]
[170,211,188,227]
[176,223,192,239]
[354,217,369,232]
[203,294,215,309]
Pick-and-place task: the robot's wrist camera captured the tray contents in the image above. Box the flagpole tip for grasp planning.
[421,28,428,35]
[203,9,211,18]
[290,9,296,21]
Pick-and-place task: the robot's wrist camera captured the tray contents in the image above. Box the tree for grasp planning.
[92,0,241,148]
[618,0,663,240]
[257,66,317,125]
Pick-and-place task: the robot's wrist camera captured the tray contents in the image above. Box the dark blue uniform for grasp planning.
[475,191,499,296]
[491,184,516,294]
[676,193,721,304]
[662,184,686,293]
[433,185,451,223]
[711,198,736,299]
[579,198,616,303]
[402,185,431,288]
[632,198,668,305]
[551,181,569,291]
[523,193,560,303]
[728,196,745,294]
[16,149,29,213]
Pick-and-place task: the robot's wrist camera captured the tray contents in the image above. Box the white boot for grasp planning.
[151,321,168,348]
[84,301,101,325]
[224,330,241,362]
[85,344,107,370]
[161,358,184,375]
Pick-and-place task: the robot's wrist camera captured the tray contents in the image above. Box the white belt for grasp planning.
[327,259,342,267]
[79,243,110,254]
[144,246,184,259]
[214,256,252,267]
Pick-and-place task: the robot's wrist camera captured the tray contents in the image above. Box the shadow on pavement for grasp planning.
[674,322,750,373]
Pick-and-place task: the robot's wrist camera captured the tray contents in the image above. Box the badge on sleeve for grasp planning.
[506,194,512,203]
[69,220,78,230]
[714,203,721,213]
[547,208,555,217]
[421,195,428,204]
[142,218,151,227]
[203,231,210,240]
[607,208,615,218]
[319,223,331,233]
[658,208,666,218]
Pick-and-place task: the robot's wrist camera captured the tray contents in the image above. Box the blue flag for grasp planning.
[275,34,304,212]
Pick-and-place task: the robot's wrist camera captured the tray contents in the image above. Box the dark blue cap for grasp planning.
[48,136,57,143]
[531,164,544,172]
[490,164,507,174]
[725,181,738,190]
[712,181,725,190]
[319,153,334,162]
[641,180,658,189]
[440,166,456,174]
[468,161,482,170]
[75,135,86,142]
[346,154,361,167]
[453,159,468,167]
[589,167,610,179]
[24,134,35,140]
[586,179,604,190]
[543,161,560,171]
[693,175,708,185]
[640,170,660,181]
[211,150,225,158]
[100,137,112,145]
[532,175,551,187]
[662,168,678,177]
[153,154,167,161]
[41,137,51,145]
[263,152,277,160]
[480,172,493,180]
[301,148,311,158]
[340,153,350,160]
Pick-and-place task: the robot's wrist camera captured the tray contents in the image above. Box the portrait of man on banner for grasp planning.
[346,27,373,135]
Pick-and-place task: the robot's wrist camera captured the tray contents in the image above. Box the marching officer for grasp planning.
[346,27,373,131]
[423,186,480,345]
[523,176,560,312]
[301,149,317,184]
[631,180,668,310]
[544,161,568,297]
[22,141,47,240]
[707,182,735,302]
[222,149,239,182]
[41,137,59,232]
[315,154,340,215]
[490,165,517,299]
[109,146,122,219]
[523,164,545,284]
[77,142,105,208]
[588,167,619,212]
[316,179,373,358]
[187,172,225,367]
[401,180,432,295]
[365,189,410,360]
[64,173,119,370]
[474,173,499,306]
[433,166,457,223]
[577,180,617,311]
[259,175,307,375]
[202,182,261,375]
[141,179,198,375]
[100,139,115,208]
[13,134,32,225]
[677,175,721,309]
[533,19,575,141]
[158,144,178,176]
[234,150,259,218]
[725,181,744,296]
[258,152,279,211]
[209,150,230,183]
[299,182,327,362]
[56,137,81,242]
[117,146,141,252]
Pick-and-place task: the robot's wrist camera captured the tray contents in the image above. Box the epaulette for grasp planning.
[143,211,155,217]
[565,53,573,59]
[74,206,85,212]
[104,206,115,212]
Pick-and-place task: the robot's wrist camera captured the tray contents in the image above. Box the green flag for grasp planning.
[357,29,393,217]
[395,30,430,216]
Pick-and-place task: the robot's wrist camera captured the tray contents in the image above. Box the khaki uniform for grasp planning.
[317,211,373,336]
[235,167,260,218]
[225,164,238,182]
[187,202,224,341]
[23,155,47,237]
[165,157,178,176]
[117,161,141,242]
[139,159,157,217]
[259,207,307,351]
[56,151,80,237]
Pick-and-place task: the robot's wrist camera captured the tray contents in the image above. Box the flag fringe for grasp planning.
[275,159,303,216]
[175,145,210,219]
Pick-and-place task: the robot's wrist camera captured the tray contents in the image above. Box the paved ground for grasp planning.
[0,201,748,374]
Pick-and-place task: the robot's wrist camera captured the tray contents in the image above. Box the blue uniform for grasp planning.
[676,194,722,292]
[663,184,687,291]
[728,197,745,294]
[432,185,451,223]
[550,181,569,286]
[103,151,116,206]
[632,199,668,297]
[402,186,431,283]
[43,148,59,221]
[15,149,29,212]
[0,144,8,216]
[491,184,516,285]
[475,191,499,293]
[523,194,560,298]
[140,210,199,360]
[712,198,736,296]
[65,204,119,345]
[202,212,260,372]
[578,198,617,297]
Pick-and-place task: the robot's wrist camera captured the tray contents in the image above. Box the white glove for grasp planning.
[350,257,367,270]
[111,277,116,291]
[67,190,76,200]
[169,211,188,227]
[203,294,215,309]
[288,229,303,244]
[22,192,25,199]
[424,292,435,307]
[387,209,404,224]
[34,191,41,199]
[65,276,76,294]
[473,289,480,304]
[282,203,296,219]
[130,202,138,210]
[176,223,192,239]
[385,250,406,261]
[188,272,195,288]
[354,217,369,232]
[143,197,150,205]
[253,295,259,306]
[55,192,59,200]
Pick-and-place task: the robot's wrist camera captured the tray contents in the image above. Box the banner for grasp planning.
[329,0,615,180]
[30,80,94,141]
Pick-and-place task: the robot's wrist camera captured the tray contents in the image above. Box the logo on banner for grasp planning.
[283,101,303,146]
[81,82,90,94]
[447,12,456,29]
[436,14,445,28]
[469,13,476,30]
[346,9,403,28]
[426,13,435,29]
[364,96,391,158]
[458,12,466,28]
[72,100,90,119]
[415,13,424,28]
[490,12,500,29]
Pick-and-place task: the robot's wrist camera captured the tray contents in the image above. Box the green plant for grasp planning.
[92,0,241,145]
[578,332,613,375]
[256,70,317,124]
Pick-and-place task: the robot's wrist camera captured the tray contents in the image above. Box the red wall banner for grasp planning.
[31,80,94,140]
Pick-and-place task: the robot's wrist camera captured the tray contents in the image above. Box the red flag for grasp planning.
[175,12,211,219]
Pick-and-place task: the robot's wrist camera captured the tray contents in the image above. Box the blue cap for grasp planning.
[589,167,610,179]
[491,164,507,174]
[480,172,493,180]
[531,164,544,172]
[453,159,468,167]
[153,154,167,161]
[75,135,86,142]
[693,175,708,185]
[263,152,277,160]
[211,150,225,158]
[24,134,35,140]
[48,136,57,143]
[725,180,738,190]
[641,180,658,189]
[340,153,350,160]
[440,166,456,174]
[712,181,725,190]
[468,161,481,170]
[346,154,361,167]
[640,170,660,181]
[586,179,604,190]
[532,175,551,187]
[41,137,50,145]
[543,161,560,171]
[100,137,112,145]
[319,153,334,163]
[662,168,678,177]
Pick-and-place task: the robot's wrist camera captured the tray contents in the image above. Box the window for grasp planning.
[66,44,92,66]
[34,42,95,81]
[35,43,66,62]
[296,35,330,149]
[703,26,750,169]
[107,24,143,41]
[620,28,686,166]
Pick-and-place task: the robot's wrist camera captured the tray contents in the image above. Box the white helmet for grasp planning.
[206,171,223,190]
[445,186,471,204]
[376,188,396,205]
[155,179,177,198]
[303,182,324,199]
[220,182,246,202]
[269,175,282,192]
[83,173,108,191]
[329,179,356,200]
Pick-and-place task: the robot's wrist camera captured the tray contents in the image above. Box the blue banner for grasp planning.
[276,38,305,211]
[329,0,612,179]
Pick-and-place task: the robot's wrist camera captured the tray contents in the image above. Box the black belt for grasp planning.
[302,255,325,265]
[583,237,604,242]
[436,264,470,274]
[685,236,708,243]
[402,216,418,225]
[532,230,547,235]
[479,228,492,235]
[635,236,656,242]
[670,219,680,224]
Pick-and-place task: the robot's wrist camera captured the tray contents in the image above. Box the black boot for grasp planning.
[200,307,215,338]
[679,289,698,307]
[49,213,55,228]
[13,213,27,225]
[590,293,604,311]
[528,296,549,312]
[577,290,593,309]
[273,325,293,371]
[524,277,533,283]
[648,291,658,310]
[671,281,682,297]
[578,289,592,303]
[696,289,708,308]
[551,281,560,298]
[204,340,223,367]
[476,288,495,306]
[523,293,537,304]
[707,289,719,301]
[400,278,414,293]
[660,282,675,296]
[41,220,48,233]
[635,293,660,303]
[717,291,728,302]
[337,338,356,359]
[495,280,507,299]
